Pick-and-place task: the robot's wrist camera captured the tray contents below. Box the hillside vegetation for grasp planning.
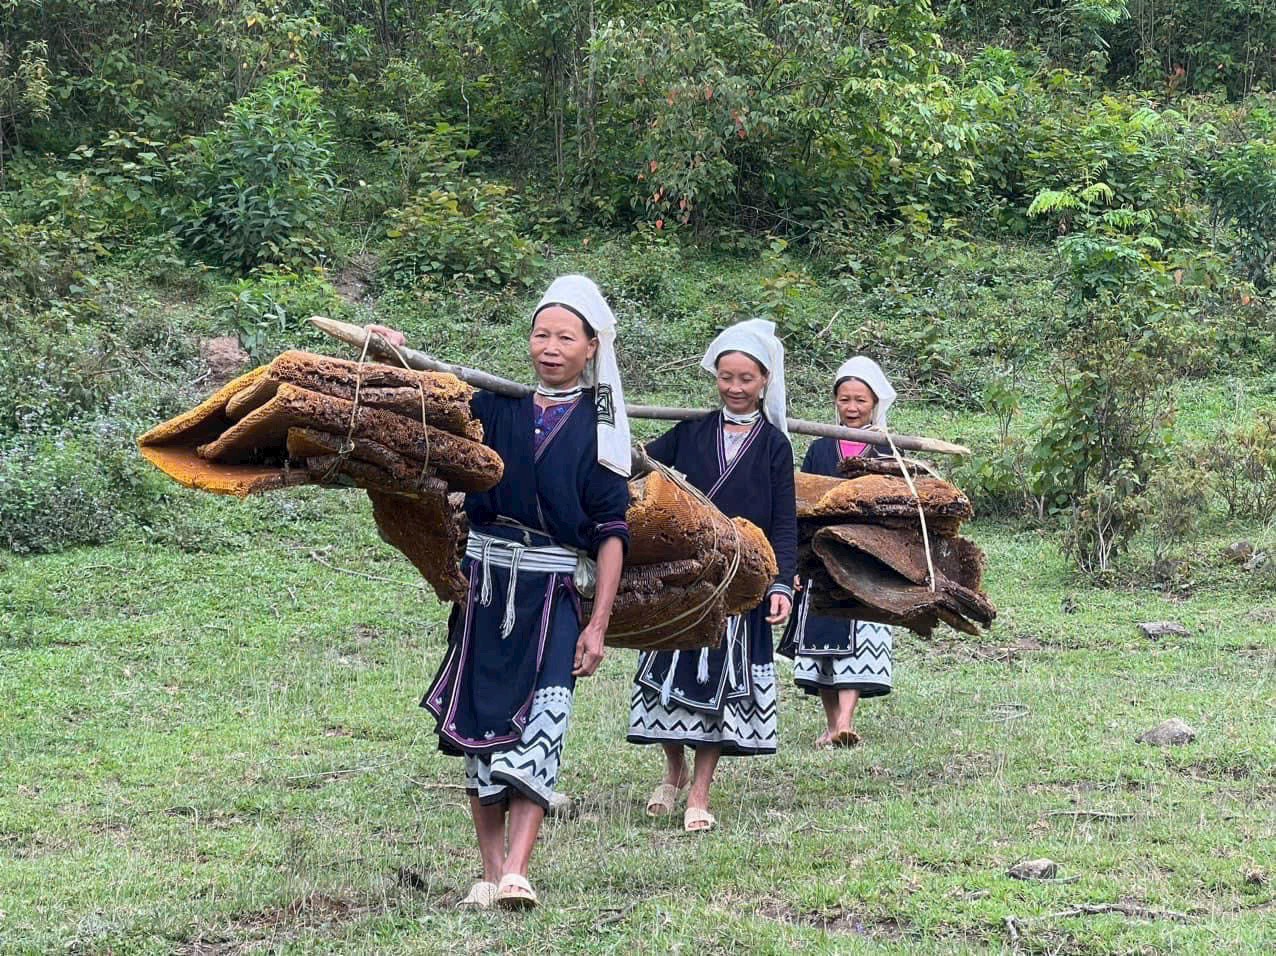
[1,2,1273,951]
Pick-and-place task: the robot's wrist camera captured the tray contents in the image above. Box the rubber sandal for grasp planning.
[496,873,538,910]
[830,729,862,748]
[645,782,686,817]
[683,807,716,833]
[458,880,498,909]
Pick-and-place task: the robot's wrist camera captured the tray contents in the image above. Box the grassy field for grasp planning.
[2,467,1273,952]
[2,241,1274,952]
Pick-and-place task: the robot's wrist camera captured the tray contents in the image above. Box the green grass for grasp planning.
[2,484,1273,953]
[3,238,1274,951]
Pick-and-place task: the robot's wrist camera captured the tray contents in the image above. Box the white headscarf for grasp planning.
[534,275,632,477]
[833,355,896,428]
[699,318,789,438]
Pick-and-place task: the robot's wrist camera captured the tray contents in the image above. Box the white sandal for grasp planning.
[458,880,498,909]
[645,782,686,817]
[496,873,538,910]
[684,807,716,833]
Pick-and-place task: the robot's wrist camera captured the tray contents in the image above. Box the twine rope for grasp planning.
[324,327,434,489]
[603,454,746,647]
[879,425,938,593]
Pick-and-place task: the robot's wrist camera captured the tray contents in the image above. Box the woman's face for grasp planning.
[530,306,597,388]
[835,377,878,428]
[715,351,768,416]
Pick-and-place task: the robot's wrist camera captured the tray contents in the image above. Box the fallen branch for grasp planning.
[1053,902,1193,922]
[307,549,414,586]
[1004,899,1195,949]
[1047,810,1135,821]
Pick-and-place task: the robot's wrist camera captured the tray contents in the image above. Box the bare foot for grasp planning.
[664,765,691,789]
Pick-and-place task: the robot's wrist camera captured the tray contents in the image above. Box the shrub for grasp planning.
[1204,140,1276,288]
[380,178,539,290]
[1209,409,1276,522]
[0,214,99,305]
[1145,453,1212,568]
[1032,313,1178,577]
[0,425,147,554]
[218,266,348,357]
[174,71,334,272]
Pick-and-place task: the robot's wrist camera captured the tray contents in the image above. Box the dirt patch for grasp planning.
[2,830,73,859]
[1170,757,1253,781]
[1245,606,1276,625]
[921,633,1047,664]
[200,336,250,387]
[757,898,906,940]
[351,624,382,644]
[177,893,379,955]
[332,254,378,306]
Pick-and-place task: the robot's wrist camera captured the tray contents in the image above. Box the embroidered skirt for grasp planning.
[627,606,777,757]
[423,524,581,809]
[779,585,892,698]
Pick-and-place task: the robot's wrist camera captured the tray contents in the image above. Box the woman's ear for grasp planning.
[586,338,599,362]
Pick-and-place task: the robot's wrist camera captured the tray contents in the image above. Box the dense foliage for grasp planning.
[1,1,1273,576]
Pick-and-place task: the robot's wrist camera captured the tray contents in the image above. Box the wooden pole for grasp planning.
[308,316,972,457]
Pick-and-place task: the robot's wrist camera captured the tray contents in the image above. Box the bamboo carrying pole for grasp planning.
[308,316,972,457]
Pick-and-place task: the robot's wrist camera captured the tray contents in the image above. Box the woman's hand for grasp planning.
[766,592,793,625]
[573,621,606,677]
[365,323,407,348]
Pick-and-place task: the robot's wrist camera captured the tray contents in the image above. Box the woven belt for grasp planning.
[466,529,579,639]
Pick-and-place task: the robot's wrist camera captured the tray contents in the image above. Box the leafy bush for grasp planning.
[1146,451,1211,566]
[0,425,151,554]
[218,266,348,357]
[380,178,539,290]
[1018,99,1201,246]
[174,71,334,272]
[1204,140,1276,288]
[587,0,984,232]
[1209,409,1276,521]
[0,213,100,305]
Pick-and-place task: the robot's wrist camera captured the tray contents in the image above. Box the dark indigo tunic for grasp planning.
[633,412,798,713]
[423,391,629,756]
[778,436,886,659]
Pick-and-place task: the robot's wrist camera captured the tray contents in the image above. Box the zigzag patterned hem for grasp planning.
[625,732,777,757]
[627,664,778,757]
[793,635,892,698]
[465,769,551,811]
[463,685,573,810]
[794,676,892,698]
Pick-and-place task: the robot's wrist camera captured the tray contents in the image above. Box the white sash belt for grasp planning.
[466,529,579,639]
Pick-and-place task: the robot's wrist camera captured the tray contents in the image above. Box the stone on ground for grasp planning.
[1008,859,1057,880]
[1136,718,1197,746]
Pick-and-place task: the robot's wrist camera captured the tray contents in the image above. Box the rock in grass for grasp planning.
[1222,541,1254,564]
[545,791,577,820]
[1008,859,1057,880]
[200,336,249,386]
[1138,621,1190,640]
[1136,718,1197,746]
[1242,551,1268,572]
